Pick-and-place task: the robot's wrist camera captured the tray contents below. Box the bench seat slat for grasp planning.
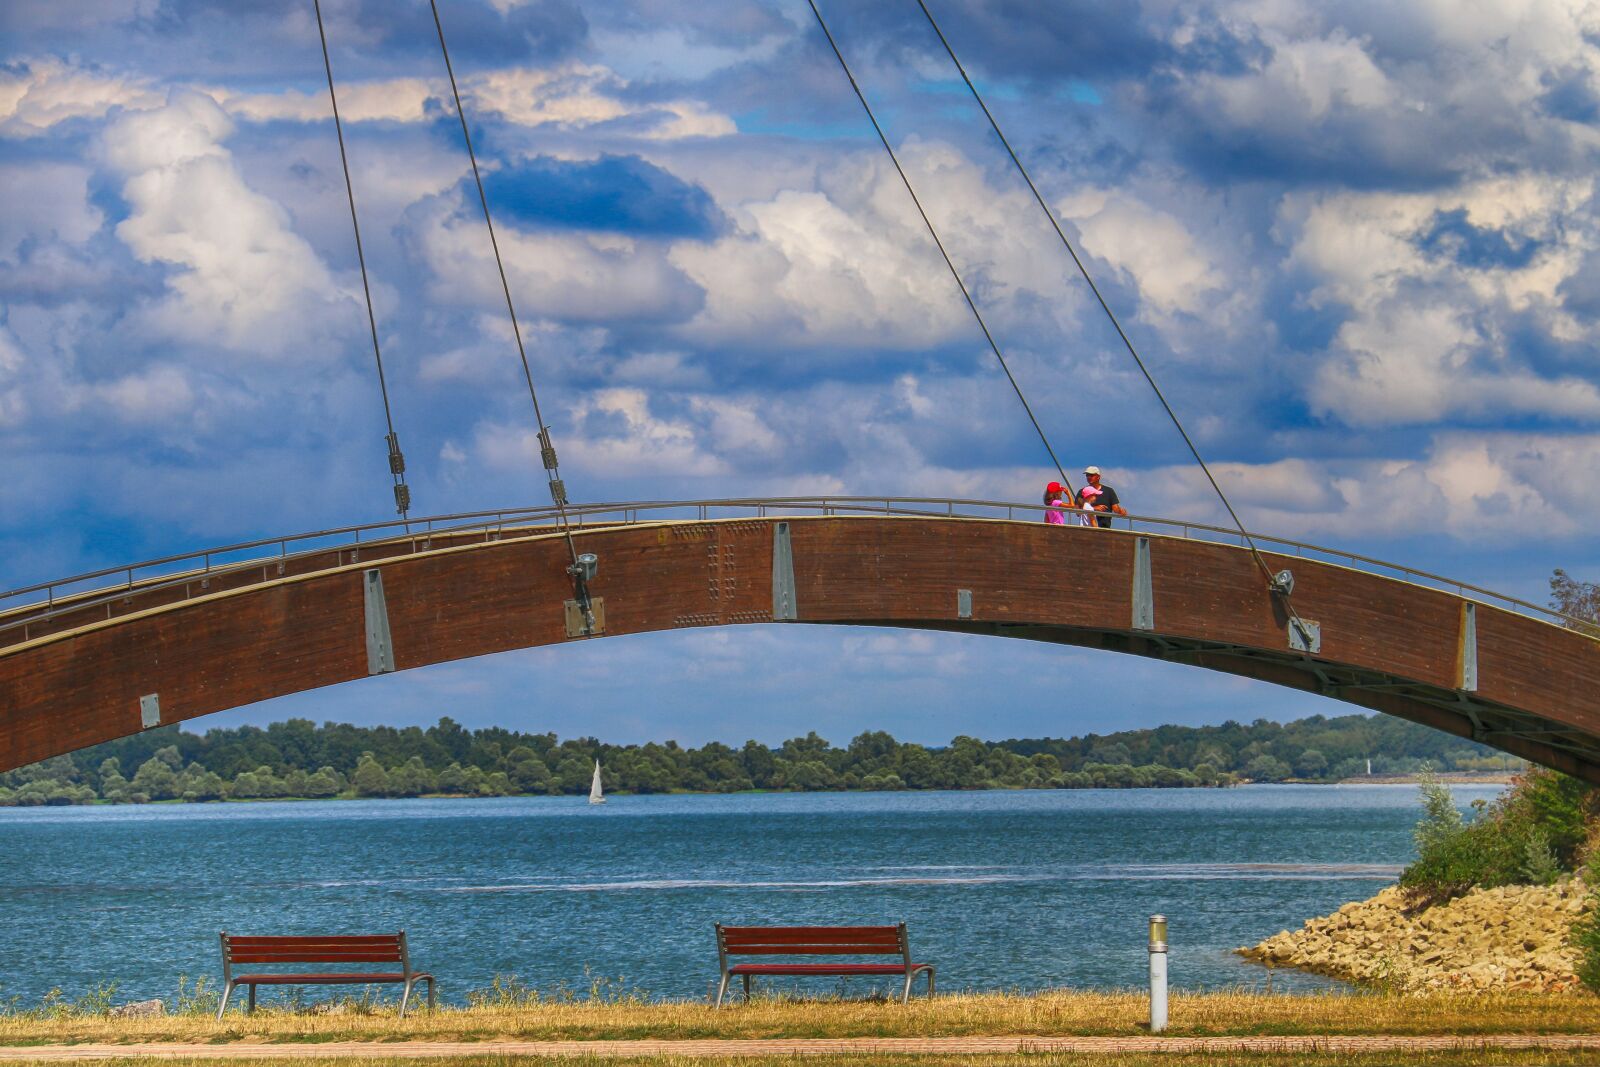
[727,963,925,976]
[225,936,401,948]
[225,959,406,966]
[720,926,900,943]
[719,944,903,955]
[233,973,424,985]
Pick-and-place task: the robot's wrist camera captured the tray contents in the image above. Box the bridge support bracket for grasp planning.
[1459,602,1479,692]
[363,568,395,675]
[139,693,161,729]
[957,589,973,619]
[772,522,797,621]
[1132,537,1154,631]
[565,597,606,638]
[1288,618,1322,654]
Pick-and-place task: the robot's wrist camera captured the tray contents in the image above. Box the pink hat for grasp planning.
[1080,485,1102,499]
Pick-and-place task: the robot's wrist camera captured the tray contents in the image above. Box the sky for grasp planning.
[2,0,1598,748]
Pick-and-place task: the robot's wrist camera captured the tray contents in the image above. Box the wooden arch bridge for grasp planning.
[1,497,1596,781]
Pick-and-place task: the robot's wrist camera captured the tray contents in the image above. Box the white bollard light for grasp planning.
[1148,914,1168,1033]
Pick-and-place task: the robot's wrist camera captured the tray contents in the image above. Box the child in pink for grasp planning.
[1043,482,1069,524]
[1078,484,1102,526]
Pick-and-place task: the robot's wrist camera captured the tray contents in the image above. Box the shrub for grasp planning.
[1570,831,1600,992]
[1401,766,1595,907]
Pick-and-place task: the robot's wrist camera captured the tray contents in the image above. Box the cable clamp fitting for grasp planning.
[386,432,406,475]
[537,427,559,471]
[393,483,412,516]
[548,478,568,507]
[565,553,600,636]
[1270,569,1294,597]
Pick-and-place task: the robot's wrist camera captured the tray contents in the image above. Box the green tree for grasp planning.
[1244,755,1291,783]
[131,754,181,800]
[1551,568,1600,636]
[352,755,391,797]
[1294,749,1329,779]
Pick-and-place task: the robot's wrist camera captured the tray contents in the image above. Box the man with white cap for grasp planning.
[1077,466,1125,528]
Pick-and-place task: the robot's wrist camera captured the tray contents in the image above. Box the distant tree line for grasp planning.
[0,712,1521,806]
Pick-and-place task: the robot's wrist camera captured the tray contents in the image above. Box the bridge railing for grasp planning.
[0,496,1591,640]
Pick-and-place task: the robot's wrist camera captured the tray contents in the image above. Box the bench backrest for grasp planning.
[220,933,412,979]
[716,924,911,968]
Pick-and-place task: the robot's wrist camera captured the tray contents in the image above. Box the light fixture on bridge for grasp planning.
[1271,569,1294,596]
[569,553,598,583]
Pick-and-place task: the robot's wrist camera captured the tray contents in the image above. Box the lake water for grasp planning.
[0,784,1502,1007]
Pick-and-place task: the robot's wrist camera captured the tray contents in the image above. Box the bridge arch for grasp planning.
[2,507,1597,781]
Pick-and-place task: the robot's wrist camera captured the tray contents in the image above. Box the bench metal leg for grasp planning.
[902,972,914,1005]
[427,976,436,1010]
[399,977,435,1017]
[217,982,234,1020]
[715,973,730,1009]
[927,967,935,997]
[247,985,256,1014]
[742,973,751,1002]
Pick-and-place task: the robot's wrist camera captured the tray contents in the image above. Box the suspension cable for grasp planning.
[805,0,1074,498]
[312,0,412,519]
[426,0,582,571]
[912,0,1306,618]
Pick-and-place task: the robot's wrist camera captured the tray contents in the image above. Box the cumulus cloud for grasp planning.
[0,326,28,428]
[208,78,435,124]
[0,163,103,260]
[101,91,362,357]
[470,65,735,139]
[671,141,1078,350]
[1149,0,1600,185]
[414,194,705,324]
[0,56,161,137]
[210,62,735,141]
[79,363,196,423]
[1131,432,1600,544]
[1057,186,1226,319]
[1279,176,1600,425]
[474,387,732,479]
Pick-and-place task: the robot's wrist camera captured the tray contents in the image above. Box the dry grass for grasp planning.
[5,989,1600,1047]
[11,1053,1600,1067]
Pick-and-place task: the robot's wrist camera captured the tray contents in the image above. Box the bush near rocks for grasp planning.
[1399,767,1594,909]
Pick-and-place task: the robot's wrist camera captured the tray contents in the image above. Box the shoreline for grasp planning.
[0,776,1517,809]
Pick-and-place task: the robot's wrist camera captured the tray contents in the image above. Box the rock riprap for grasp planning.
[1238,878,1591,992]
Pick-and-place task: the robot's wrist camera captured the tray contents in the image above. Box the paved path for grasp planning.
[4,1034,1600,1060]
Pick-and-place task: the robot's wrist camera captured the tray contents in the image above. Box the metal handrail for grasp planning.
[0,496,1590,636]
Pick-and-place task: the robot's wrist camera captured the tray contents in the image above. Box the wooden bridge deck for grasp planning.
[1,514,1596,779]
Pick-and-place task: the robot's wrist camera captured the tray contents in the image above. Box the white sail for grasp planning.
[589,759,606,804]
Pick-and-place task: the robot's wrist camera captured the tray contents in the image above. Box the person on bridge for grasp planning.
[1078,483,1102,526]
[1077,467,1126,529]
[1043,482,1070,524]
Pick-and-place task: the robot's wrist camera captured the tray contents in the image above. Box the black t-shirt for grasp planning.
[1076,483,1120,528]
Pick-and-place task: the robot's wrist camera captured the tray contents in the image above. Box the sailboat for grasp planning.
[589,759,606,805]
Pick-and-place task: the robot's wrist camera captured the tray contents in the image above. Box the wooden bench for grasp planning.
[714,923,935,1006]
[217,932,435,1018]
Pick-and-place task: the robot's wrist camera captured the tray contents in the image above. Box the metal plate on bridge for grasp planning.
[565,597,605,638]
[1132,537,1154,631]
[1459,602,1478,692]
[772,522,797,621]
[139,693,160,729]
[957,588,972,619]
[1288,618,1322,654]
[363,568,395,675]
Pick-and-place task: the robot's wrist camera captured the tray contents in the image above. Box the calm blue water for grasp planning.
[0,785,1501,1006]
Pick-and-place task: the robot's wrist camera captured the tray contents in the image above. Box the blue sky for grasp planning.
[2,0,1597,747]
